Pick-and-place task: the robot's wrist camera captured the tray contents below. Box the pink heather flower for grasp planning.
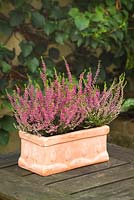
[40,57,47,89]
[63,57,73,83]
[92,60,101,85]
[8,60,126,135]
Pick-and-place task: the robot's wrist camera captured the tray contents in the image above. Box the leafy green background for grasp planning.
[0,0,134,145]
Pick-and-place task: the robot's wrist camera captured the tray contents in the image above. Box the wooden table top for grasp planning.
[0,144,134,200]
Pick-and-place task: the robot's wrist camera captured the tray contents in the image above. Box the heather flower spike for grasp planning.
[40,56,47,89]
[8,60,126,136]
[62,56,73,83]
[92,60,101,85]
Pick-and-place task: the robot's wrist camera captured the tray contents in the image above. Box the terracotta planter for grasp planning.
[18,125,109,176]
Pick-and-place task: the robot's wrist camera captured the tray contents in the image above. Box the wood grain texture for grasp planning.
[0,169,68,200]
[24,157,127,185]
[71,177,134,200]
[108,144,134,164]
[0,152,19,168]
[0,144,133,200]
[46,164,134,194]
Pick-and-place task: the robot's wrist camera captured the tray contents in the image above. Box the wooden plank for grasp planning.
[24,157,127,185]
[0,168,68,200]
[46,164,134,195]
[1,163,133,200]
[0,144,133,200]
[5,165,33,177]
[0,152,19,168]
[108,143,134,164]
[0,158,130,200]
[0,192,17,200]
[71,177,134,200]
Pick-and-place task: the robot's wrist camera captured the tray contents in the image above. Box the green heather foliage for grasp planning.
[8,61,126,136]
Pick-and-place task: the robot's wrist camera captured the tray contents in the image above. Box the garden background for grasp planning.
[0,0,134,152]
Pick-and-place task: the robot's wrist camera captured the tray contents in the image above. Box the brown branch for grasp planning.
[128,27,134,30]
[116,0,122,10]
[12,69,27,80]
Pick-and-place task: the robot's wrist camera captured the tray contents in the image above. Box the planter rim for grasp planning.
[19,125,109,147]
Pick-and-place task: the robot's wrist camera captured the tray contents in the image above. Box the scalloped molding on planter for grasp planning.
[18,125,109,176]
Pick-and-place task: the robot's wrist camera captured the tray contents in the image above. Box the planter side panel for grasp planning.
[18,133,109,176]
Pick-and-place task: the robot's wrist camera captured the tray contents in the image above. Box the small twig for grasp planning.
[12,69,27,79]
[128,27,134,30]
[116,0,122,10]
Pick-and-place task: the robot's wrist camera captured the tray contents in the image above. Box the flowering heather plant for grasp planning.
[7,59,126,136]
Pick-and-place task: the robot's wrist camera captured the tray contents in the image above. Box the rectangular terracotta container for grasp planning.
[18,125,109,176]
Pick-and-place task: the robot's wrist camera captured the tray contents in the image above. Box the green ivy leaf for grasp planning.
[10,10,24,27]
[91,7,105,23]
[0,130,9,145]
[20,41,34,57]
[77,37,83,47]
[26,57,39,73]
[55,33,68,44]
[122,98,134,112]
[0,45,15,60]
[0,100,11,111]
[71,30,80,41]
[68,8,79,18]
[90,41,98,49]
[50,6,65,19]
[44,22,56,35]
[1,61,11,73]
[115,31,124,41]
[127,2,133,10]
[0,116,17,132]
[74,15,89,31]
[31,11,45,28]
[0,20,12,36]
[105,0,115,6]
